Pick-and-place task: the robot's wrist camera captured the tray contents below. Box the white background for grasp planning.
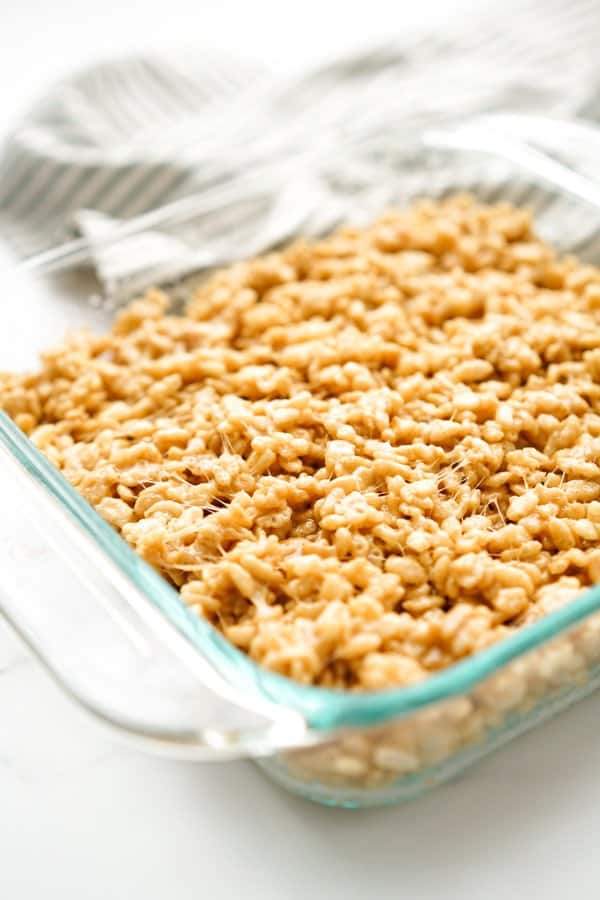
[2,1,600,897]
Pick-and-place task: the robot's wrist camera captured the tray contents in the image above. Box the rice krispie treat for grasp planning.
[3,195,600,689]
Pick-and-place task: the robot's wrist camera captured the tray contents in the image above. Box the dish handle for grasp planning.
[0,432,309,760]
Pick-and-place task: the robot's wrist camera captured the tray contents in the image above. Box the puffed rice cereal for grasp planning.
[3,194,600,691]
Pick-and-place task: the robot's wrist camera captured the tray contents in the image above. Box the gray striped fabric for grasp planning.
[3,0,600,298]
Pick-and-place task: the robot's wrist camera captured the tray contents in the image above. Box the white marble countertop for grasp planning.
[3,1,600,897]
[4,613,600,899]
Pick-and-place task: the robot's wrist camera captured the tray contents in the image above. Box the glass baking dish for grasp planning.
[3,114,600,807]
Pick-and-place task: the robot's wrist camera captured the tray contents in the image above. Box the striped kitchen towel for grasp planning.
[2,0,600,300]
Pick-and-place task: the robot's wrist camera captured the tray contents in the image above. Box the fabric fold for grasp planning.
[2,0,600,297]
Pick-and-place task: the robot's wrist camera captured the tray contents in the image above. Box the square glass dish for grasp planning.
[3,115,600,807]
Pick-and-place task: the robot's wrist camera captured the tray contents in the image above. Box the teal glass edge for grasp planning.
[3,407,600,732]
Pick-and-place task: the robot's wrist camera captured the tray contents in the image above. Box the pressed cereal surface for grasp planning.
[3,196,600,691]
